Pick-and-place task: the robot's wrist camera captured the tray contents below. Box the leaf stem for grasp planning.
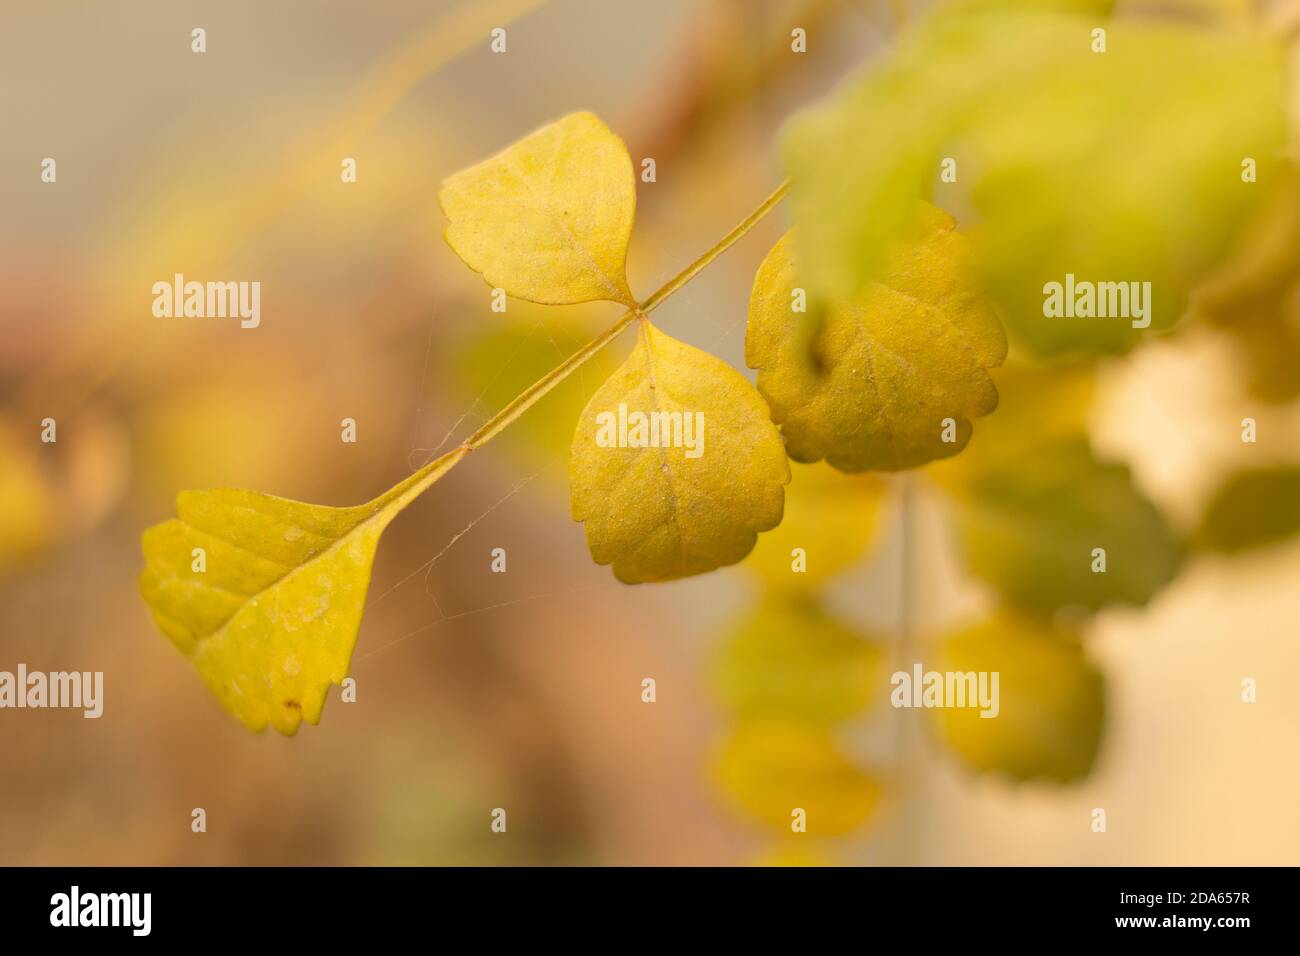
[638,178,790,315]
[387,177,791,505]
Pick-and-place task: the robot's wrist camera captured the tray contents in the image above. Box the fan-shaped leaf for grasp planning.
[570,321,789,583]
[439,111,637,306]
[140,449,465,733]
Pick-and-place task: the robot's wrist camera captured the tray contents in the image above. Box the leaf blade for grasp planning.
[440,111,637,307]
[140,449,465,733]
[570,321,790,583]
[948,436,1181,614]
[932,611,1104,784]
[747,212,1006,472]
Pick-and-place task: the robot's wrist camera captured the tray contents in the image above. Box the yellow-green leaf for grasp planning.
[715,719,880,835]
[139,449,465,734]
[570,321,790,583]
[784,10,1286,356]
[439,111,637,307]
[1195,465,1300,554]
[746,210,1006,471]
[744,460,887,589]
[948,436,1181,614]
[713,597,883,724]
[931,611,1104,783]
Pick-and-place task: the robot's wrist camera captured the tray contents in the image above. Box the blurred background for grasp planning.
[2,0,1298,865]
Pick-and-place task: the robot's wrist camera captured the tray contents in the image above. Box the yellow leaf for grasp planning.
[439,111,637,307]
[744,461,887,589]
[570,321,790,583]
[714,597,883,724]
[715,719,879,835]
[931,611,1104,783]
[746,210,1006,471]
[139,448,466,734]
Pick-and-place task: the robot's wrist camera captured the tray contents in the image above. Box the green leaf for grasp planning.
[746,207,1006,471]
[931,611,1104,783]
[1195,465,1300,553]
[784,9,1286,356]
[715,719,879,835]
[570,321,790,583]
[139,449,465,734]
[713,597,883,724]
[439,111,637,307]
[948,436,1181,614]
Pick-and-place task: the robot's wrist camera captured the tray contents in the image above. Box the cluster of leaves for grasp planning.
[712,464,887,853]
[714,0,1300,844]
[140,0,1297,777]
[785,0,1286,357]
[140,112,798,732]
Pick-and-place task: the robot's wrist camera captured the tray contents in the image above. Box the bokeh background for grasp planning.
[2,0,1298,865]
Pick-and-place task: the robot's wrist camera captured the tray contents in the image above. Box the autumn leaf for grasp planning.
[946,436,1181,615]
[746,207,1006,471]
[439,111,637,307]
[931,611,1104,783]
[715,719,880,835]
[713,596,883,724]
[1195,466,1300,554]
[784,8,1286,355]
[139,448,466,734]
[744,460,887,589]
[570,320,790,583]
